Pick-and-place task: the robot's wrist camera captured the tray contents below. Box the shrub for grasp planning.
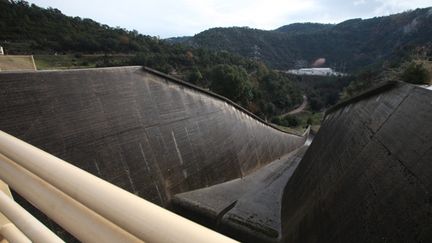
[271,115,299,127]
[284,115,299,127]
[401,62,430,84]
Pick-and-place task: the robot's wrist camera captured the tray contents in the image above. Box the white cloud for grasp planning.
[354,0,366,6]
[177,0,317,30]
[373,0,432,15]
[26,0,431,37]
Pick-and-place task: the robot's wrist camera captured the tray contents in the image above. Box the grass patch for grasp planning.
[272,110,324,134]
[34,54,133,70]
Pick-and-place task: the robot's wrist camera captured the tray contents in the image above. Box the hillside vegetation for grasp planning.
[179,8,432,72]
[342,45,432,98]
[0,0,308,121]
[2,1,427,129]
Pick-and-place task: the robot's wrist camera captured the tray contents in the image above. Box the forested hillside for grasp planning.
[180,8,432,71]
[275,23,334,34]
[342,44,432,98]
[0,0,164,54]
[0,0,308,121]
[3,0,427,128]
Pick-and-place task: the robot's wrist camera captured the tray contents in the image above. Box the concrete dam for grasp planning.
[0,66,431,242]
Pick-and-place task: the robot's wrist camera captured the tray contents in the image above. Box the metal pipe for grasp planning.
[0,190,64,243]
[0,180,12,198]
[0,181,29,243]
[0,130,236,243]
[0,153,143,243]
[0,180,13,231]
[0,223,31,243]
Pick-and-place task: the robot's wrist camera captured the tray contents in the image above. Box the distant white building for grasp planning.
[285,67,346,76]
[0,46,4,55]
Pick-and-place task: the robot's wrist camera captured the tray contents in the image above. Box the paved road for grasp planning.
[282,95,308,116]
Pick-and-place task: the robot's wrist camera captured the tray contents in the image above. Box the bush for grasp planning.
[284,115,299,127]
[401,62,430,84]
[271,115,299,127]
[208,64,253,104]
[271,116,282,124]
[187,68,203,84]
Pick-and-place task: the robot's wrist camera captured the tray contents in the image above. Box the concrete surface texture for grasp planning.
[281,81,432,242]
[171,81,432,242]
[0,66,306,206]
[2,65,431,243]
[0,55,36,71]
[173,145,309,243]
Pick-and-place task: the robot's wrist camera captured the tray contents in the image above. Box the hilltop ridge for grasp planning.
[176,7,432,71]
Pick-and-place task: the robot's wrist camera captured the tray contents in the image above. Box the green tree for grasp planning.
[401,62,430,84]
[271,115,299,127]
[187,67,203,84]
[209,64,252,103]
[283,115,299,127]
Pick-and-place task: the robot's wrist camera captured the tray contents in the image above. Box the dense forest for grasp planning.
[176,8,432,72]
[1,0,430,129]
[0,0,309,121]
[342,44,432,98]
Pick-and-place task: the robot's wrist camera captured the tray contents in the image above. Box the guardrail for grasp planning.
[0,130,237,243]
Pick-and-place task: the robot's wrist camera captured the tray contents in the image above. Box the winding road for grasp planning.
[282,95,308,116]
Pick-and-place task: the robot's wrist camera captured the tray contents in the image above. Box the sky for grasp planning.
[26,0,432,38]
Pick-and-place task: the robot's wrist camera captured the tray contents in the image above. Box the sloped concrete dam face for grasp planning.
[5,67,430,243]
[281,82,432,242]
[0,66,306,206]
[172,82,432,243]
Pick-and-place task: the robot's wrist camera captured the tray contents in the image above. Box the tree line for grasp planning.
[0,0,303,120]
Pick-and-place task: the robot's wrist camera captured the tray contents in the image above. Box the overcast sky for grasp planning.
[27,0,432,38]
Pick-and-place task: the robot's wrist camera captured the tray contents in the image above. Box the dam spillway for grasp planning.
[281,81,432,242]
[0,66,431,242]
[0,66,306,206]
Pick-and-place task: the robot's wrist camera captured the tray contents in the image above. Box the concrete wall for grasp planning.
[0,66,305,206]
[281,82,432,242]
[2,67,430,242]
